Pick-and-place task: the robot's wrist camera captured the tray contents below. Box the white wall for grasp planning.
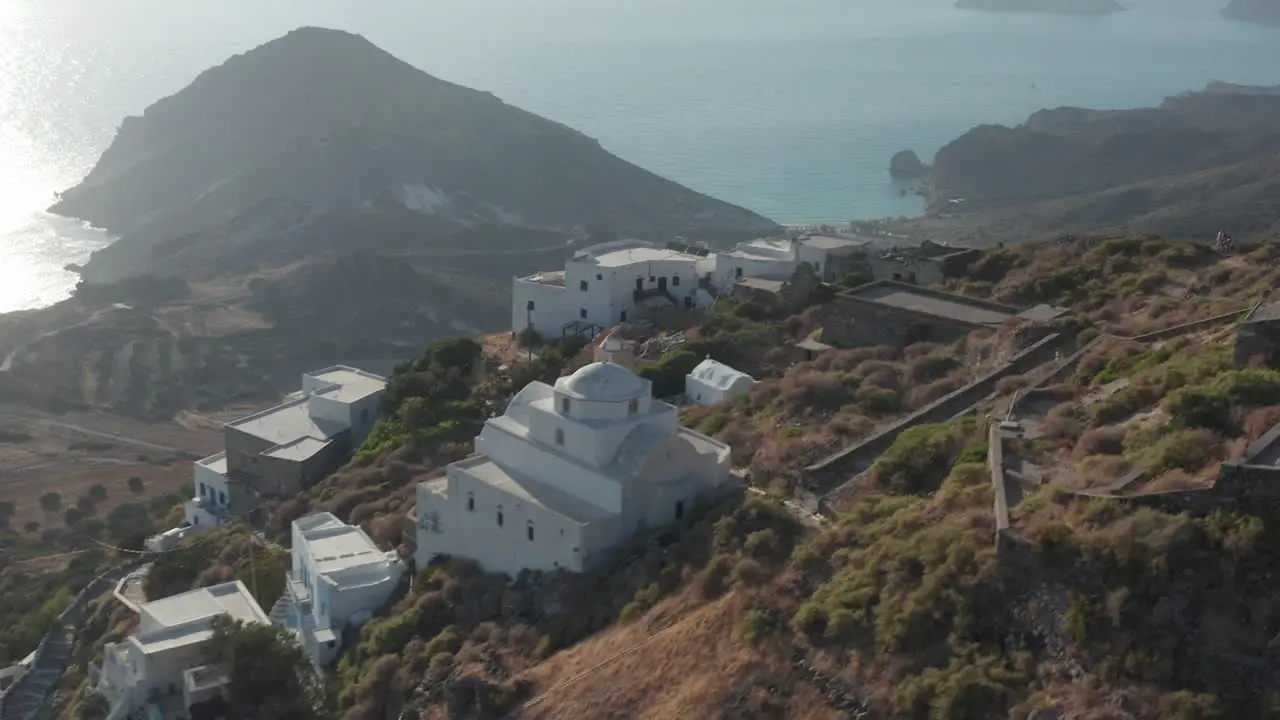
[439,467,589,576]
[713,253,796,291]
[512,279,572,338]
[475,429,623,514]
[685,375,755,406]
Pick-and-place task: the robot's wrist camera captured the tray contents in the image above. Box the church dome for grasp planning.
[562,362,647,402]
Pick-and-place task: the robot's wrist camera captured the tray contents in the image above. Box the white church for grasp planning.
[415,361,732,576]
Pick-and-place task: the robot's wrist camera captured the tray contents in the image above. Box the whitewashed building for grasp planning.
[712,234,869,290]
[415,361,732,576]
[512,240,715,340]
[685,358,757,405]
[268,513,405,668]
[95,581,270,718]
[166,366,387,544]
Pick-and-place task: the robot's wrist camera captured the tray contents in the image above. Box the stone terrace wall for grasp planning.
[804,332,1066,498]
[820,280,1022,349]
[1128,303,1257,343]
[988,424,1011,532]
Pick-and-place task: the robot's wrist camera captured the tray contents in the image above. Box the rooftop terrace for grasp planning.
[227,398,347,446]
[844,280,1019,327]
[308,366,387,403]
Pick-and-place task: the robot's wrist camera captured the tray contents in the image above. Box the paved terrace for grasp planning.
[845,281,1019,327]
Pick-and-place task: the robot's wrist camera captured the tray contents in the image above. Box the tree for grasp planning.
[207,617,328,719]
[88,484,108,503]
[39,492,62,512]
[128,476,146,493]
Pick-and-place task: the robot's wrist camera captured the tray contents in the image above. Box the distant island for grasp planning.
[1224,0,1280,27]
[956,0,1123,15]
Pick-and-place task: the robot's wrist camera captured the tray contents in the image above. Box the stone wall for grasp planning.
[804,332,1066,498]
[1129,303,1256,343]
[820,282,1019,349]
[989,424,1011,532]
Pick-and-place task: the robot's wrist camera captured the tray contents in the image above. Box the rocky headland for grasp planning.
[888,81,1280,247]
[1224,0,1280,26]
[52,27,778,284]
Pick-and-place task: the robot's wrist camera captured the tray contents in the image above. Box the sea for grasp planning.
[1,0,1278,313]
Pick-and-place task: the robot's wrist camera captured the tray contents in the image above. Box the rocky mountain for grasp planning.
[53,27,778,282]
[922,83,1280,242]
[1224,0,1280,26]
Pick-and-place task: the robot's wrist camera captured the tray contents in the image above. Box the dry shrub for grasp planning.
[1058,455,1132,491]
[1073,337,1143,382]
[778,369,854,415]
[719,416,763,467]
[1241,405,1280,442]
[905,371,970,409]
[829,410,875,439]
[368,513,408,549]
[813,346,900,373]
[860,367,901,391]
[902,342,947,362]
[995,375,1031,396]
[1042,402,1082,440]
[1145,469,1203,493]
[1075,426,1127,457]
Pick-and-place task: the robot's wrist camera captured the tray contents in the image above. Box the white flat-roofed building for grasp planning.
[415,361,732,577]
[512,240,714,341]
[96,581,269,718]
[685,358,757,405]
[713,234,870,290]
[161,366,387,549]
[268,513,405,667]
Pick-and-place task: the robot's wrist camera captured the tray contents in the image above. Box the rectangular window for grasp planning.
[672,275,680,287]
[597,273,603,281]
[561,397,571,414]
[580,280,589,291]
[580,308,587,319]
[628,398,639,416]
[675,501,685,520]
[497,510,504,527]
[555,428,565,445]
[467,493,475,512]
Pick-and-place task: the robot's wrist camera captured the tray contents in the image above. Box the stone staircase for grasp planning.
[0,623,74,720]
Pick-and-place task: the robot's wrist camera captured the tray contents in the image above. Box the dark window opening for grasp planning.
[735,267,743,278]
[561,397,570,413]
[628,398,639,416]
[527,300,535,311]
[635,278,643,292]
[580,280,589,291]
[527,523,535,541]
[597,273,602,280]
[555,428,565,445]
[672,275,680,286]
[497,509,504,527]
[620,310,628,322]
[579,308,588,319]
[467,493,475,512]
[675,501,685,520]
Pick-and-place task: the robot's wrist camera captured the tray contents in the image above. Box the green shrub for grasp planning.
[870,419,977,495]
[738,609,774,645]
[696,556,733,600]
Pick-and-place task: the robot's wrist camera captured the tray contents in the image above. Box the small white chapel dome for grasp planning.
[562,362,647,402]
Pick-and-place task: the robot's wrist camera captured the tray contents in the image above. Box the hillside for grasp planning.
[907,84,1280,245]
[53,27,779,283]
[27,236,1280,720]
[1224,0,1280,26]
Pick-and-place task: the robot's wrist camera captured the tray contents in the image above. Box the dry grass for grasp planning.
[515,591,839,720]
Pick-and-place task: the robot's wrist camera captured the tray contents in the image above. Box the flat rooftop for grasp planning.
[139,581,267,632]
[309,366,387,404]
[196,452,228,475]
[737,277,785,293]
[727,238,793,261]
[296,513,391,576]
[228,398,348,446]
[799,234,870,251]
[523,270,566,287]
[454,456,615,525]
[847,283,1016,327]
[262,436,333,462]
[583,246,700,268]
[1246,301,1280,324]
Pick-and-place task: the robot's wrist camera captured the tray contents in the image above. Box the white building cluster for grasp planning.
[146,366,388,552]
[416,361,733,576]
[512,234,868,341]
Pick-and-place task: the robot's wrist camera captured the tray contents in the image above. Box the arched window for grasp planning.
[555,428,565,445]
[527,522,535,541]
[466,493,475,512]
[497,507,504,527]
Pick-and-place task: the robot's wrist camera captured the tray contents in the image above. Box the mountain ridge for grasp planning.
[53,27,779,282]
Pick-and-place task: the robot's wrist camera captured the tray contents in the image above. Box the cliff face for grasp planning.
[55,27,778,281]
[1224,0,1280,26]
[925,84,1280,240]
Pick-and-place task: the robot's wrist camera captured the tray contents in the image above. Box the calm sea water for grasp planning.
[1,0,1278,312]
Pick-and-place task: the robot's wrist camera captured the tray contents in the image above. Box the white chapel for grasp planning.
[415,361,732,576]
